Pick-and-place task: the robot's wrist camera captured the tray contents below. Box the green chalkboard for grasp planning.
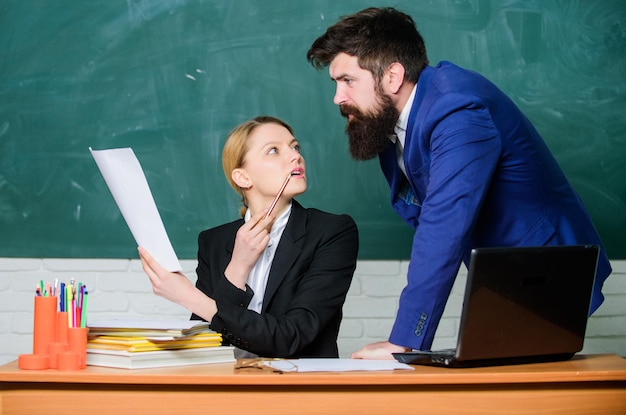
[1,1,624,259]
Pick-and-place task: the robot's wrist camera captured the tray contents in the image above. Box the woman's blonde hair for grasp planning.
[222,116,295,217]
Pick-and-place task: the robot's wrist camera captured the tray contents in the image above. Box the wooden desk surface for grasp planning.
[1,354,625,415]
[0,353,625,385]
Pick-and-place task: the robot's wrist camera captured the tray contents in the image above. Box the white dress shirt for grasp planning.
[391,84,417,177]
[243,203,292,313]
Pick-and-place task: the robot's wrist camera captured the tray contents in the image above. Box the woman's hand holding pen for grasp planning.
[138,246,217,321]
[225,210,275,290]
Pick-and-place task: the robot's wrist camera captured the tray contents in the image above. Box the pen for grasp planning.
[264,173,292,219]
[80,290,88,328]
[66,284,72,327]
[60,282,66,312]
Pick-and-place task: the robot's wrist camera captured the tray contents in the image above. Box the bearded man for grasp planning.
[307,6,612,360]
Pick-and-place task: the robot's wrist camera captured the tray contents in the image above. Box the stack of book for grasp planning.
[86,320,235,369]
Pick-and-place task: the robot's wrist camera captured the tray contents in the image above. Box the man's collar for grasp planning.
[395,84,418,134]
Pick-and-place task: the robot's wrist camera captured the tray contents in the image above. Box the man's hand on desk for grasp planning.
[351,341,410,360]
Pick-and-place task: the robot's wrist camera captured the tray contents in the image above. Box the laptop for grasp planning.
[393,245,599,368]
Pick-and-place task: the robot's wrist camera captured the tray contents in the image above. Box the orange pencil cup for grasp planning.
[47,342,68,369]
[47,311,70,369]
[33,295,57,355]
[57,351,80,371]
[56,311,69,343]
[68,327,88,369]
[18,295,57,370]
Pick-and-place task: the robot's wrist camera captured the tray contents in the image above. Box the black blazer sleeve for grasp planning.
[193,200,358,358]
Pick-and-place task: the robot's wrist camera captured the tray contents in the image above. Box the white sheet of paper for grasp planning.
[87,320,205,330]
[264,358,414,372]
[90,147,181,272]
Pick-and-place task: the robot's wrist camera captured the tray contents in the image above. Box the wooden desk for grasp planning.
[1,354,625,415]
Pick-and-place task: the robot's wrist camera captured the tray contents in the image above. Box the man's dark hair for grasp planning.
[306,7,429,83]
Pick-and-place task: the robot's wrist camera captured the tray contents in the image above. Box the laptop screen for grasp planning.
[455,245,599,361]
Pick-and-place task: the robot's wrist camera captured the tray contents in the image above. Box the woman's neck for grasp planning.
[247,198,292,218]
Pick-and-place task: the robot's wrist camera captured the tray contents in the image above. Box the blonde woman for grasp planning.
[139,116,358,358]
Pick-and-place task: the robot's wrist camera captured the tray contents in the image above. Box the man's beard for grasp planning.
[341,92,400,161]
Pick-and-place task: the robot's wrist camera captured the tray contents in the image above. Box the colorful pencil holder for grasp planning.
[18,295,58,370]
[56,311,69,343]
[33,295,57,355]
[68,326,88,369]
[47,342,69,369]
[57,351,81,371]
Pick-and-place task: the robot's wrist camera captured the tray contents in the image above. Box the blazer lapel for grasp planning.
[261,200,306,311]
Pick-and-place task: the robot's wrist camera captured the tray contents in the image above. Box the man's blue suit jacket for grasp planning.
[379,61,612,351]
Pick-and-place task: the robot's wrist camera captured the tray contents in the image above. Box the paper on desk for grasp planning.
[264,359,414,372]
[90,147,181,272]
[87,319,206,330]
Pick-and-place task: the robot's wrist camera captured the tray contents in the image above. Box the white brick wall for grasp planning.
[1,258,624,364]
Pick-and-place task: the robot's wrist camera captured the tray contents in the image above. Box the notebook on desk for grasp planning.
[393,245,600,368]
